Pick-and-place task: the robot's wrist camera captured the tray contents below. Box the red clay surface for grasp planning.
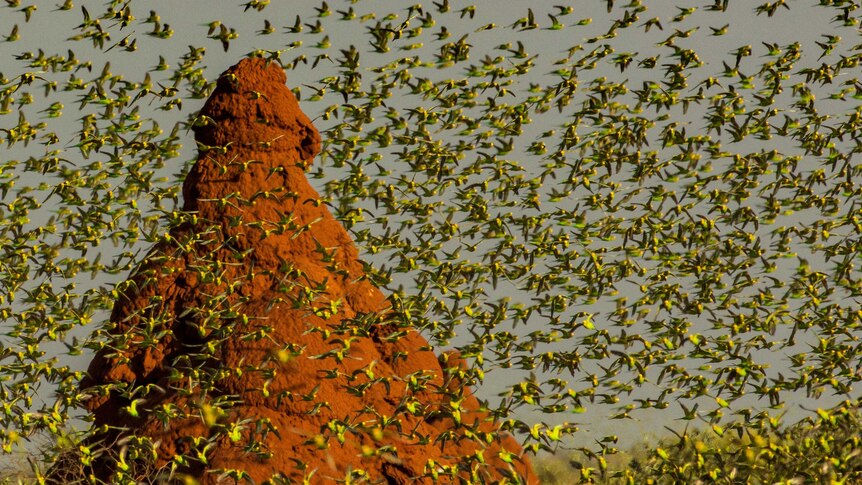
[77,57,536,484]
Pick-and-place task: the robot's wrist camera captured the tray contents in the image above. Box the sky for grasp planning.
[1,0,860,462]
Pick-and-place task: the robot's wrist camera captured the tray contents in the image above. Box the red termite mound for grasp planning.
[74,57,536,484]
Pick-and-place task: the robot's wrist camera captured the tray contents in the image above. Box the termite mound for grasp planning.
[64,57,536,484]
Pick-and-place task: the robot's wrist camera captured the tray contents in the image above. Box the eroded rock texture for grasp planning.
[76,57,536,484]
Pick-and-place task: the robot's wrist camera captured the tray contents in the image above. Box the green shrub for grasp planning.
[535,401,862,484]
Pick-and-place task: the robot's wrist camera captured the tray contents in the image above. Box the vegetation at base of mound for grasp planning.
[3,401,861,483]
[536,400,862,484]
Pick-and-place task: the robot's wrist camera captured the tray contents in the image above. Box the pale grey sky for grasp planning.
[1,1,858,460]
